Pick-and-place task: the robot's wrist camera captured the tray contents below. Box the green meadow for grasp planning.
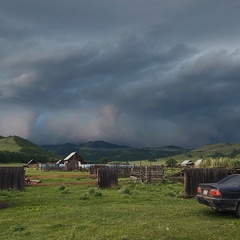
[0,169,240,240]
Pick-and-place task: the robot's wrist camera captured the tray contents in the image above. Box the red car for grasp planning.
[196,174,240,217]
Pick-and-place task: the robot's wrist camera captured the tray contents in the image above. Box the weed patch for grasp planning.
[87,187,103,197]
[119,187,132,195]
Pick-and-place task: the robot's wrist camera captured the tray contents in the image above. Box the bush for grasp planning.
[88,187,97,195]
[59,185,66,191]
[165,158,178,167]
[80,194,89,200]
[61,188,70,194]
[94,191,102,197]
[119,187,132,195]
[87,187,103,197]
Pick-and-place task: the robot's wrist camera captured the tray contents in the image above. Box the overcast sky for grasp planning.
[0,0,240,148]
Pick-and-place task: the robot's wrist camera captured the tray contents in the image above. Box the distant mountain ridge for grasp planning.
[79,140,130,149]
[42,140,131,156]
[42,140,190,162]
[1,135,240,164]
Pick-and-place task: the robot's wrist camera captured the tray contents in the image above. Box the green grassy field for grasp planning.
[0,137,21,152]
[0,169,240,240]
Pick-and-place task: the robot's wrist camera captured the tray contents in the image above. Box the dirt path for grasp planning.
[26,181,97,186]
[26,174,97,178]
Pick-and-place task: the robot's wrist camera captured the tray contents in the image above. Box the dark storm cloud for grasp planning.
[0,0,240,147]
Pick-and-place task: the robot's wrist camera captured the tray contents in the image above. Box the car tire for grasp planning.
[236,203,240,218]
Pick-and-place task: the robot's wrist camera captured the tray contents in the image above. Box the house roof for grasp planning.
[63,152,85,163]
[56,159,64,164]
[64,152,78,160]
[27,159,37,165]
[180,160,194,166]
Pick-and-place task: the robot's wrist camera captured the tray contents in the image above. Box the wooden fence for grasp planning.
[97,168,118,188]
[90,165,108,175]
[130,165,164,183]
[90,165,133,177]
[0,167,25,191]
[184,168,228,198]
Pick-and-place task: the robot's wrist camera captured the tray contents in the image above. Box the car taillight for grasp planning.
[197,187,202,194]
[209,189,221,197]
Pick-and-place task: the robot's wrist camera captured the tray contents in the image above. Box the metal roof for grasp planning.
[181,160,194,166]
[64,152,78,160]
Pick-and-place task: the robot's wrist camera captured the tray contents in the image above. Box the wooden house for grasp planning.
[63,152,85,171]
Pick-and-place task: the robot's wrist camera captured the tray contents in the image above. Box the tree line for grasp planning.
[0,151,58,164]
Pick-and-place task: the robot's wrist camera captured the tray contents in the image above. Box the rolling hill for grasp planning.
[0,135,59,163]
[172,142,240,161]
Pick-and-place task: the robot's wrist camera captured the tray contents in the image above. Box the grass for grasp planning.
[0,137,21,152]
[0,169,240,240]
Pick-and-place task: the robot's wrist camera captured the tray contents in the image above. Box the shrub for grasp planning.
[61,189,70,194]
[87,187,103,197]
[59,185,66,191]
[119,187,132,195]
[94,190,103,197]
[80,194,89,200]
[88,187,97,195]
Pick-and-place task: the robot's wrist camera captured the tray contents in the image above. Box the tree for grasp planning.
[99,157,109,164]
[165,158,178,167]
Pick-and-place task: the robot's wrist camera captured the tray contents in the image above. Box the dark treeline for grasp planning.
[0,151,59,164]
[0,151,58,163]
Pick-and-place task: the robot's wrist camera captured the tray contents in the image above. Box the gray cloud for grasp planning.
[0,0,240,148]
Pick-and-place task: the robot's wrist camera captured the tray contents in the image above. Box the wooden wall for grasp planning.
[184,168,228,197]
[0,167,25,191]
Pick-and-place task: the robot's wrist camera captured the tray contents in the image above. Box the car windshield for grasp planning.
[217,174,240,186]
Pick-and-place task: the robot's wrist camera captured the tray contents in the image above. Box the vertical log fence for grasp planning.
[184,168,228,197]
[0,167,25,191]
[97,168,118,188]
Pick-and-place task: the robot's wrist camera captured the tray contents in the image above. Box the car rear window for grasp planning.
[217,174,240,185]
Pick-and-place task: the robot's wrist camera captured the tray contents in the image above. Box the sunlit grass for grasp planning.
[0,137,22,152]
[200,157,240,168]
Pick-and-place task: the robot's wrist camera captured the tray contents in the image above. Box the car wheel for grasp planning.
[236,203,240,218]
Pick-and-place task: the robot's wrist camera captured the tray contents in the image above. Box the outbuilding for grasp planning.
[63,152,85,171]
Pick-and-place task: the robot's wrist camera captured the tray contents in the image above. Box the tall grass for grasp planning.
[200,157,240,168]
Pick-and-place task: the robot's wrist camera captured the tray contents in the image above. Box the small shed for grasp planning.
[180,160,194,167]
[63,152,85,171]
